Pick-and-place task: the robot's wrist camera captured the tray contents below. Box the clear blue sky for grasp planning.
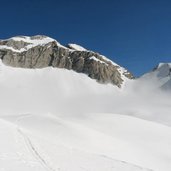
[0,0,171,76]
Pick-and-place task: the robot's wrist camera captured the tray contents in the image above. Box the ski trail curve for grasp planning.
[15,114,58,171]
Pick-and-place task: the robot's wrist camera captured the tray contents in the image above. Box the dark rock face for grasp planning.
[0,36,134,87]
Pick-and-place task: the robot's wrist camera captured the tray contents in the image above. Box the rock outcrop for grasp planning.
[0,35,133,87]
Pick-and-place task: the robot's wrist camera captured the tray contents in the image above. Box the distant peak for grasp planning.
[152,63,171,78]
[156,63,171,69]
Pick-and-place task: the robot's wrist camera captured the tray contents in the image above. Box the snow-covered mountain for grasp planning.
[0,36,170,171]
[0,35,133,87]
[139,63,171,90]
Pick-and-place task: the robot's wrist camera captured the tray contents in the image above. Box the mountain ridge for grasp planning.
[0,35,133,87]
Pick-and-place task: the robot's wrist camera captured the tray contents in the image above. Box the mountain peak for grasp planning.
[0,35,134,87]
[139,62,171,91]
[153,63,171,78]
[0,35,58,53]
[156,63,171,69]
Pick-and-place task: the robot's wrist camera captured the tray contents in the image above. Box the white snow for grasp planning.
[137,62,171,90]
[0,115,155,171]
[0,36,66,53]
[0,118,47,171]
[68,43,87,51]
[89,56,108,65]
[100,54,118,66]
[11,36,55,45]
[0,60,170,171]
[158,62,171,68]
[0,45,22,53]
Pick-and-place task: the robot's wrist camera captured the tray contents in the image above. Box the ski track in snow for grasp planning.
[0,113,157,171]
[15,114,56,171]
[4,113,156,171]
[17,129,56,171]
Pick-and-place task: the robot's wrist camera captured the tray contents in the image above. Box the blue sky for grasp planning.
[0,0,171,76]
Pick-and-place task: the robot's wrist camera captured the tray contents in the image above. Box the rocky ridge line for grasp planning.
[0,35,134,87]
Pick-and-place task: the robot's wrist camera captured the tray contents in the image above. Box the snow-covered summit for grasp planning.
[154,63,171,77]
[10,35,55,43]
[0,35,59,53]
[157,62,171,68]
[137,62,171,90]
[0,36,87,53]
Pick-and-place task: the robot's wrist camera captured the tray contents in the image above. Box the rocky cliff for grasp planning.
[0,35,133,87]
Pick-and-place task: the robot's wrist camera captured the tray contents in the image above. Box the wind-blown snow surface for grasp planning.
[0,60,171,171]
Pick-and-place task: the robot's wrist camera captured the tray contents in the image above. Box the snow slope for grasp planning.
[0,114,160,171]
[0,118,48,171]
[0,60,171,171]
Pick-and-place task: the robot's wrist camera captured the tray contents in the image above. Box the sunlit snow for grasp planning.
[0,60,170,171]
